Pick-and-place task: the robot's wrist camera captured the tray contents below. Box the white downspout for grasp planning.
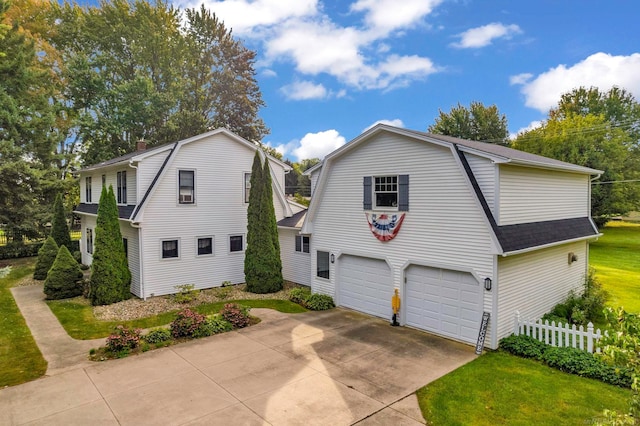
[129,160,145,300]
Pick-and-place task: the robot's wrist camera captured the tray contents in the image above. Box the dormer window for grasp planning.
[179,170,195,204]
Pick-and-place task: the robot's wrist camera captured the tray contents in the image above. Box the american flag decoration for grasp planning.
[365,213,406,242]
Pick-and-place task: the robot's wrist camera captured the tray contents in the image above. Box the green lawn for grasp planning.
[590,221,640,312]
[0,259,47,387]
[48,298,307,340]
[417,351,631,426]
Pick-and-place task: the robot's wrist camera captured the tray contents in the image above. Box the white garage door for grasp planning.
[338,255,392,319]
[405,265,482,344]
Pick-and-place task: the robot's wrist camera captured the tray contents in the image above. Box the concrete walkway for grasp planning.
[10,284,103,376]
[3,286,477,425]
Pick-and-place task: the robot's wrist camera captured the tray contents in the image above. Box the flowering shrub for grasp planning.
[220,303,251,329]
[106,325,141,352]
[170,308,207,338]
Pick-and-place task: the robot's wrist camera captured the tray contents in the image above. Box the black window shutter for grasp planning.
[363,176,372,210]
[398,174,409,211]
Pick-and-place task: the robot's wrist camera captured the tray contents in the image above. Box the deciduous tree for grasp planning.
[428,101,509,144]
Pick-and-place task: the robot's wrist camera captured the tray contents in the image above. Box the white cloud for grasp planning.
[350,0,443,36]
[451,22,522,49]
[509,73,532,85]
[194,0,443,94]
[363,118,405,132]
[186,0,318,35]
[280,80,328,100]
[510,120,543,139]
[511,52,640,112]
[293,129,346,160]
[261,69,277,78]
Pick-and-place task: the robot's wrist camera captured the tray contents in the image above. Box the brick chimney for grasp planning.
[136,139,147,151]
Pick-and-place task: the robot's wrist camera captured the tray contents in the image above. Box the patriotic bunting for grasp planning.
[365,213,406,242]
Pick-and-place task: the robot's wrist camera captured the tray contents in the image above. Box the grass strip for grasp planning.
[48,298,307,340]
[417,351,631,425]
[0,259,47,387]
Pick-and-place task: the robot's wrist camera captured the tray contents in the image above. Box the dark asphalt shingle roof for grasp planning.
[277,209,307,228]
[496,217,598,253]
[79,142,173,172]
[74,203,136,220]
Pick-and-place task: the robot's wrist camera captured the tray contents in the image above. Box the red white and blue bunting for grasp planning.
[365,213,406,242]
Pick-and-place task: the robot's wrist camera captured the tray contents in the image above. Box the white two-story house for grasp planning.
[75,128,307,299]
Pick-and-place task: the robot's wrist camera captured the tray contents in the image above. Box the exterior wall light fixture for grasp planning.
[484,277,492,291]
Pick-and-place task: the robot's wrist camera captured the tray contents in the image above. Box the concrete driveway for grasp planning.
[0,307,476,425]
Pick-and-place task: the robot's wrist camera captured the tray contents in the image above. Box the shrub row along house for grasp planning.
[75,124,602,350]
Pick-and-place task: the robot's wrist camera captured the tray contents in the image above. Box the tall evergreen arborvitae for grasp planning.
[90,185,131,305]
[262,158,283,287]
[244,151,282,293]
[33,236,59,280]
[51,194,72,250]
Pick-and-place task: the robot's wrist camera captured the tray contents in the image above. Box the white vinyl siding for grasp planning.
[136,150,171,204]
[466,154,495,216]
[120,225,140,296]
[278,228,311,286]
[308,132,495,344]
[310,171,320,197]
[499,165,589,225]
[139,133,287,297]
[496,240,588,342]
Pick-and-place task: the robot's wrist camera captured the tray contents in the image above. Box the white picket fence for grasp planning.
[514,311,608,353]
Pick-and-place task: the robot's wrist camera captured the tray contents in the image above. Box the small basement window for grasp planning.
[229,235,244,252]
[197,237,213,256]
[317,251,329,279]
[374,176,398,208]
[162,239,179,259]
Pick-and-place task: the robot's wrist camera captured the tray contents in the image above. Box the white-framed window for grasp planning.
[295,235,310,253]
[197,236,214,256]
[244,172,251,203]
[117,171,127,204]
[317,251,330,279]
[229,234,244,253]
[374,176,398,209]
[161,239,179,259]
[86,228,93,254]
[179,170,195,204]
[85,177,92,203]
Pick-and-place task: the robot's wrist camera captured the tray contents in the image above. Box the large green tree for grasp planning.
[244,151,282,293]
[0,0,61,241]
[428,101,509,144]
[50,193,72,249]
[49,0,268,166]
[90,185,131,305]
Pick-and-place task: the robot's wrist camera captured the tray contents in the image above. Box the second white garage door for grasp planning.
[338,255,392,320]
[405,265,482,344]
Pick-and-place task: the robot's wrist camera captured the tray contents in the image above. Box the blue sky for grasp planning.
[102,1,640,161]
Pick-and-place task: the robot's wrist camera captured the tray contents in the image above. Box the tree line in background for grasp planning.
[0,0,267,239]
[429,87,640,225]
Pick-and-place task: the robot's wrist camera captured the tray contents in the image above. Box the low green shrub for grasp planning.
[543,346,632,387]
[173,284,198,304]
[305,293,335,311]
[143,328,172,344]
[289,287,311,305]
[43,245,84,300]
[500,334,632,388]
[499,334,548,360]
[170,308,207,338]
[192,316,234,338]
[0,240,79,260]
[220,303,251,328]
[543,269,608,326]
[106,325,141,352]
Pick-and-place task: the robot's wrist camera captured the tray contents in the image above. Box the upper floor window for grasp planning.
[363,175,409,211]
[295,235,310,253]
[244,172,251,203]
[179,170,195,204]
[117,171,127,204]
[85,177,92,203]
